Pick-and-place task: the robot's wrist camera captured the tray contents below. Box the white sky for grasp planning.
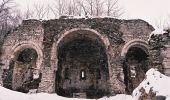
[14,0,170,28]
[120,0,170,28]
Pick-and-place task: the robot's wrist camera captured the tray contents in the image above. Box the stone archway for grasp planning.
[2,42,43,93]
[10,41,43,70]
[121,39,149,94]
[53,28,111,99]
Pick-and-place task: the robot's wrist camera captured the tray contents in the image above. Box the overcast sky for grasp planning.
[14,0,170,28]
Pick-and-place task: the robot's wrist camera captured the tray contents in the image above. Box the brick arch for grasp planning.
[121,39,149,57]
[51,28,111,70]
[9,41,43,70]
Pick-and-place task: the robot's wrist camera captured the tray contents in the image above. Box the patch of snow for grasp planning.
[98,95,133,100]
[89,16,114,19]
[59,15,87,19]
[59,15,115,19]
[31,94,133,100]
[33,71,39,79]
[28,89,37,94]
[132,68,170,99]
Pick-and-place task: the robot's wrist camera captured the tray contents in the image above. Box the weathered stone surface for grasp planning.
[149,29,170,76]
[0,17,154,98]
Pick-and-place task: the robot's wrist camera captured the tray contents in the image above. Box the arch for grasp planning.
[9,41,43,70]
[121,39,149,57]
[52,28,111,98]
[2,41,43,92]
[56,28,110,53]
[51,28,111,70]
[121,39,149,94]
[12,48,39,92]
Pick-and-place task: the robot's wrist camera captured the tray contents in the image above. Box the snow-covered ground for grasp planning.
[1,68,170,100]
[0,85,132,100]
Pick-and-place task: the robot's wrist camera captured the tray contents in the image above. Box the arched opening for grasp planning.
[55,30,110,99]
[123,46,149,94]
[3,48,41,93]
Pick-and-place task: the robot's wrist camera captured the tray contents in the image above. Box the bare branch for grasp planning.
[105,0,123,17]
[33,3,48,19]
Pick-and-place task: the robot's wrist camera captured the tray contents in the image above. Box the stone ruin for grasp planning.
[0,16,167,99]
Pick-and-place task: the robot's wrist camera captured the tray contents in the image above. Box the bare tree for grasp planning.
[0,0,23,51]
[9,9,22,26]
[105,0,122,17]
[50,0,67,17]
[45,4,51,19]
[0,0,15,34]
[0,0,13,23]
[76,0,88,16]
[0,0,13,14]
[153,15,170,31]
[94,0,104,16]
[75,0,123,17]
[23,4,34,19]
[0,0,23,34]
[86,0,94,16]
[75,0,98,16]
[67,0,75,15]
[165,15,170,29]
[33,3,48,19]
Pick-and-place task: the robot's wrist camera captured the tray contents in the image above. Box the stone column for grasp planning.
[161,46,170,76]
[149,48,163,72]
[108,56,126,95]
[37,67,55,93]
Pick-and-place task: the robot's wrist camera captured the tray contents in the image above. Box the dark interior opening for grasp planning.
[17,48,38,64]
[3,48,41,93]
[56,39,110,99]
[123,47,149,94]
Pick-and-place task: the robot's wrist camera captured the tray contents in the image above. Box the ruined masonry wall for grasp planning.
[149,31,170,76]
[0,18,154,95]
[0,20,44,87]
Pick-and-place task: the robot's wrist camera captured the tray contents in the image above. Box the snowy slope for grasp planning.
[0,86,30,100]
[132,68,170,100]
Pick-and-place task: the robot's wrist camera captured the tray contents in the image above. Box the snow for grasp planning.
[0,85,132,100]
[58,15,115,19]
[0,86,30,100]
[132,68,170,100]
[33,71,39,79]
[31,94,133,100]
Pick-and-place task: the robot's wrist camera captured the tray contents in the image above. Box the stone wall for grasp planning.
[1,20,44,69]
[0,20,44,91]
[149,29,170,75]
[0,17,154,98]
